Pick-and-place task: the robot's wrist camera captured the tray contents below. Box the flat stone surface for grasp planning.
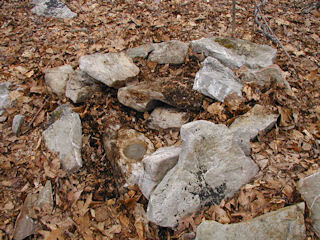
[147,120,258,228]
[148,107,189,130]
[79,52,139,88]
[12,114,25,136]
[31,0,77,19]
[65,70,100,103]
[229,104,278,156]
[45,65,74,96]
[0,82,11,116]
[191,37,276,69]
[193,57,243,102]
[126,43,155,59]
[43,104,82,171]
[196,203,306,240]
[298,171,320,236]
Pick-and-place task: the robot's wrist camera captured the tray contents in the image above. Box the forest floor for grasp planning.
[0,0,320,239]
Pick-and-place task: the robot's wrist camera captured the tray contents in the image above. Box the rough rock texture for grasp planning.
[0,82,11,116]
[298,171,320,236]
[196,203,306,240]
[43,104,82,171]
[229,104,278,156]
[138,146,180,199]
[117,82,165,112]
[126,43,155,59]
[147,120,258,228]
[12,114,25,136]
[148,107,189,130]
[79,52,139,88]
[191,37,276,69]
[45,65,74,96]
[148,40,189,64]
[65,70,101,103]
[193,57,243,102]
[31,0,77,19]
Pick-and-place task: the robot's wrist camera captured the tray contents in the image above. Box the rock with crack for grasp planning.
[147,120,259,228]
[191,37,276,69]
[229,104,278,156]
[0,82,11,116]
[31,0,77,19]
[103,127,154,185]
[138,146,181,199]
[195,203,306,240]
[193,57,243,102]
[65,70,101,103]
[45,65,74,96]
[298,171,320,236]
[148,107,189,130]
[79,52,140,88]
[43,104,82,171]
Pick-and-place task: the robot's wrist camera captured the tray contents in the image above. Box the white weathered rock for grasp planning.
[127,43,155,59]
[196,203,306,240]
[229,104,278,156]
[148,107,189,130]
[191,37,276,69]
[79,52,140,88]
[117,82,165,112]
[43,104,82,171]
[193,57,243,102]
[31,0,77,19]
[45,65,74,96]
[147,120,258,228]
[12,114,25,136]
[65,70,100,103]
[138,146,180,199]
[0,82,11,116]
[298,171,320,236]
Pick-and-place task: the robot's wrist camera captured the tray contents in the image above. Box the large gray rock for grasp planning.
[229,104,278,156]
[79,52,140,88]
[147,120,258,228]
[0,82,11,116]
[193,57,243,102]
[31,0,77,19]
[65,70,100,103]
[298,171,320,236]
[196,203,306,240]
[43,104,82,171]
[45,65,74,96]
[191,37,276,69]
[126,43,155,59]
[148,107,189,130]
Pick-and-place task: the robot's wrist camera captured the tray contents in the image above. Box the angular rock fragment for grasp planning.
[138,146,180,199]
[191,37,276,69]
[127,43,155,59]
[229,104,278,156]
[45,65,74,96]
[193,57,243,102]
[147,120,258,228]
[195,203,306,240]
[12,114,25,136]
[0,82,11,116]
[43,104,82,171]
[148,107,189,130]
[79,52,140,88]
[298,171,320,236]
[65,70,101,103]
[31,0,77,19]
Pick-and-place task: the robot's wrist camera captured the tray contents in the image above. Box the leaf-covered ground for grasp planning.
[0,0,319,239]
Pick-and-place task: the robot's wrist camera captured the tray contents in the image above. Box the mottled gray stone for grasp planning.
[147,120,258,228]
[127,44,155,59]
[229,104,278,156]
[31,0,77,19]
[298,171,320,236]
[45,65,74,96]
[65,70,100,103]
[196,203,306,240]
[12,114,25,136]
[148,107,189,130]
[191,37,276,69]
[79,52,139,88]
[43,104,82,171]
[0,82,11,116]
[193,57,243,102]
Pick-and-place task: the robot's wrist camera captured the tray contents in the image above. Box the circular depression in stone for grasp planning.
[123,142,147,160]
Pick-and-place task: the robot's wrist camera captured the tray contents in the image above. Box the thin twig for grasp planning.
[232,0,236,37]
